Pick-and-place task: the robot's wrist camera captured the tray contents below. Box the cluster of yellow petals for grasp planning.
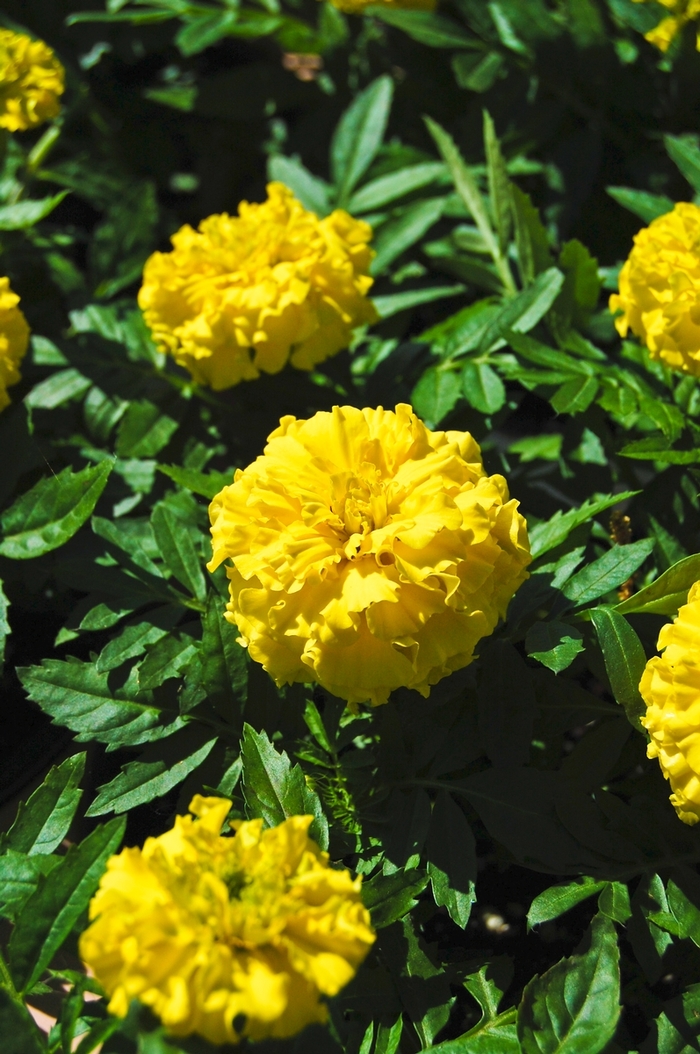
[208,404,531,707]
[632,0,700,51]
[330,0,434,14]
[79,797,375,1045]
[640,582,700,825]
[610,203,700,376]
[139,182,377,390]
[0,277,29,412]
[0,29,64,132]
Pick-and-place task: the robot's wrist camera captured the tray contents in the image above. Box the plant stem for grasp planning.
[0,946,20,1002]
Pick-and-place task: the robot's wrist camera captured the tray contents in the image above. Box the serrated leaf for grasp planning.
[588,606,647,730]
[1,753,85,856]
[116,400,178,458]
[518,914,620,1054]
[158,464,232,500]
[510,183,552,286]
[607,186,674,223]
[529,492,639,560]
[361,869,429,928]
[332,76,394,205]
[550,376,599,415]
[462,360,506,414]
[0,461,113,560]
[137,633,199,690]
[151,503,207,602]
[349,162,446,213]
[483,111,512,255]
[617,553,700,616]
[267,154,331,216]
[371,197,445,275]
[562,538,654,606]
[478,268,564,352]
[528,879,606,929]
[24,368,91,410]
[411,365,461,426]
[201,592,248,717]
[426,791,476,928]
[598,882,632,925]
[665,134,700,195]
[373,284,464,321]
[525,620,585,673]
[366,6,478,46]
[9,817,125,994]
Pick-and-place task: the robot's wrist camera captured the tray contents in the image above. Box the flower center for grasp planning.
[330,469,389,558]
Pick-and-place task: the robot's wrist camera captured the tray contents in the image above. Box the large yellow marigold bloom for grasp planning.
[79,796,375,1045]
[609,203,700,376]
[0,29,64,132]
[632,0,700,50]
[640,581,700,825]
[0,277,29,412]
[138,182,377,390]
[208,404,531,707]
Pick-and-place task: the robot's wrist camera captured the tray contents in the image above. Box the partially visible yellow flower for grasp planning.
[609,203,700,376]
[208,404,531,708]
[0,29,64,132]
[0,277,29,412]
[330,0,434,14]
[138,182,377,390]
[79,797,375,1045]
[632,0,700,50]
[640,581,700,825]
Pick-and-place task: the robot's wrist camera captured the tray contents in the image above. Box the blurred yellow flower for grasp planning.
[632,0,700,51]
[80,797,375,1045]
[610,203,700,376]
[640,581,700,825]
[138,182,377,390]
[208,404,531,707]
[330,0,434,13]
[0,277,30,412]
[0,29,64,132]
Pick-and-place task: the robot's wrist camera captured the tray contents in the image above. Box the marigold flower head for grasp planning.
[208,404,531,707]
[632,0,700,50]
[0,29,64,132]
[329,0,434,15]
[138,182,377,390]
[610,203,700,376]
[79,797,375,1045]
[640,581,700,825]
[0,277,29,412]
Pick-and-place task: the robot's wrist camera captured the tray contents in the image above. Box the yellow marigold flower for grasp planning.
[138,182,378,390]
[609,202,700,376]
[208,404,531,707]
[0,29,64,132]
[632,0,700,50]
[329,0,434,15]
[640,581,700,825]
[0,277,29,412]
[79,797,375,1045]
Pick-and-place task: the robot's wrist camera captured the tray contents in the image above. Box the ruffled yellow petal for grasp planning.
[0,29,64,131]
[0,277,29,412]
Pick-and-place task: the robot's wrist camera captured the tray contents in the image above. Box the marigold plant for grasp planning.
[330,0,434,14]
[0,28,64,132]
[79,796,375,1045]
[639,582,700,825]
[610,202,700,376]
[0,277,30,412]
[138,182,377,390]
[208,403,531,707]
[632,0,700,50]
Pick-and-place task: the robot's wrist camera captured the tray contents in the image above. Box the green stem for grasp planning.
[0,946,20,1003]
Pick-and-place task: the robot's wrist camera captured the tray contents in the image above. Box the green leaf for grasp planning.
[528,879,606,929]
[588,606,647,730]
[158,464,232,500]
[0,577,9,667]
[478,640,536,768]
[598,882,632,925]
[116,400,179,459]
[373,284,465,321]
[606,186,674,223]
[349,162,447,213]
[483,111,512,255]
[550,376,599,415]
[452,50,506,93]
[175,11,238,54]
[24,368,91,410]
[643,982,700,1054]
[509,434,562,462]
[371,197,445,275]
[550,239,601,335]
[0,192,69,230]
[267,155,331,216]
[241,724,328,849]
[529,492,640,559]
[17,658,177,748]
[510,184,552,286]
[0,461,113,560]
[86,736,217,815]
[462,361,506,414]
[1,754,85,856]
[478,268,564,352]
[366,6,479,46]
[525,620,585,673]
[137,633,199,690]
[9,817,125,994]
[618,438,700,464]
[0,989,44,1054]
[411,365,461,426]
[426,791,477,928]
[562,538,654,606]
[201,592,248,716]
[331,76,394,206]
[665,133,700,195]
[517,914,621,1054]
[361,869,429,928]
[0,851,57,923]
[384,788,431,871]
[151,504,207,602]
[617,553,700,616]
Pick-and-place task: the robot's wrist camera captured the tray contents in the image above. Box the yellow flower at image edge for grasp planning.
[79,797,375,1045]
[138,182,378,390]
[640,581,700,824]
[632,0,700,51]
[610,202,700,377]
[0,28,64,132]
[208,404,531,707]
[0,277,30,412]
